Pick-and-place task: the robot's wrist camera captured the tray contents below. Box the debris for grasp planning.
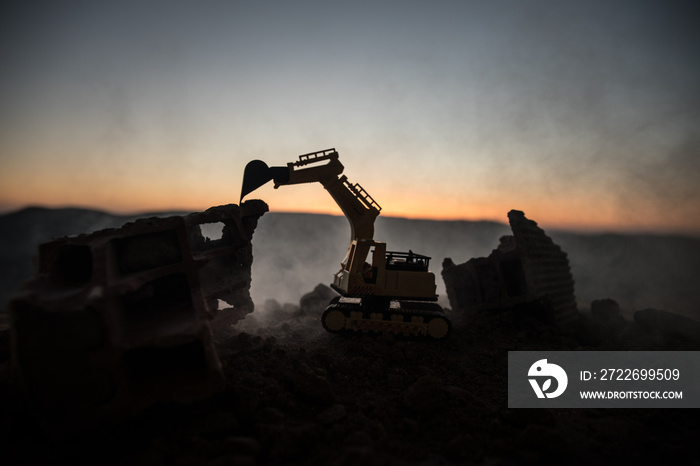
[590,298,621,322]
[8,200,267,433]
[299,284,337,316]
[442,210,577,324]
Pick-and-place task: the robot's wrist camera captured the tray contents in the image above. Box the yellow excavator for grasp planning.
[240,148,450,339]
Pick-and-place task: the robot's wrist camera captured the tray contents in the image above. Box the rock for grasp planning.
[591,299,621,321]
[220,436,261,456]
[316,404,347,425]
[264,299,282,314]
[289,364,336,406]
[299,284,337,316]
[402,375,446,416]
[634,309,700,342]
[256,406,286,424]
[447,433,484,462]
[515,424,569,461]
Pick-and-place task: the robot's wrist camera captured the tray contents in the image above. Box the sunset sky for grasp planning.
[2,0,699,234]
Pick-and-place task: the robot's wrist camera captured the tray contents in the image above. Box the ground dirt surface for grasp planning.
[2,284,699,466]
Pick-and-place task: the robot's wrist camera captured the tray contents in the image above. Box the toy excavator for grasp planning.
[240,149,450,339]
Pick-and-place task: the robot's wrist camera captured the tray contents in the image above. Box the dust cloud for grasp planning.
[248,211,700,321]
[248,212,510,311]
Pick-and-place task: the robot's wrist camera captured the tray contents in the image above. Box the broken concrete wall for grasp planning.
[9,200,267,433]
[442,210,578,325]
[185,201,268,327]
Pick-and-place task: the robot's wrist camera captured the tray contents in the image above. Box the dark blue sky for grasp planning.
[1,0,699,233]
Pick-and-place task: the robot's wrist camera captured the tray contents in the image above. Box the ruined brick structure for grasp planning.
[442,210,578,324]
[9,200,267,432]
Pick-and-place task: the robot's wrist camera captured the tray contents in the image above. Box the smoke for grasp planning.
[552,230,700,319]
[249,213,349,307]
[249,211,512,311]
[248,211,700,322]
[621,130,700,226]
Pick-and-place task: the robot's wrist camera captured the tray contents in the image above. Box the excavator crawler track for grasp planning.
[321,299,451,339]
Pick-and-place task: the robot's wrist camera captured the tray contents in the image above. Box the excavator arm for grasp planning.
[240,149,381,242]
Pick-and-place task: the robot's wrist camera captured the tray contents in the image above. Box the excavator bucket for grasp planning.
[240,160,290,202]
[241,160,272,202]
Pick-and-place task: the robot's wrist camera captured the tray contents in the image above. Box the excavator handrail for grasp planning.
[386,251,431,261]
[343,178,382,212]
[294,148,338,167]
[385,250,431,271]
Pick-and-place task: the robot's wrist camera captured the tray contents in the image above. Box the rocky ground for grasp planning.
[2,285,699,465]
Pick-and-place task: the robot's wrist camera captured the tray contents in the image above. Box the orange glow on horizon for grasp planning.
[2,171,699,236]
[2,195,698,236]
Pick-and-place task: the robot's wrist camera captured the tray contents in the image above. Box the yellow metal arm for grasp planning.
[274,149,381,241]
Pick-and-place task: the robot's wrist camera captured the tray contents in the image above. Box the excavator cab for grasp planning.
[240,149,450,338]
[332,239,437,302]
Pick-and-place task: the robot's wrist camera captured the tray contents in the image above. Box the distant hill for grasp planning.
[2,206,699,319]
[0,206,186,313]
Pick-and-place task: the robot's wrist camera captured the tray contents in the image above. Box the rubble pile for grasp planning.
[184,202,269,335]
[232,284,338,345]
[3,289,700,464]
[442,210,578,325]
[8,200,267,432]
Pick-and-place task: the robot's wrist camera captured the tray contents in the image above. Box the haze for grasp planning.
[2,0,699,234]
